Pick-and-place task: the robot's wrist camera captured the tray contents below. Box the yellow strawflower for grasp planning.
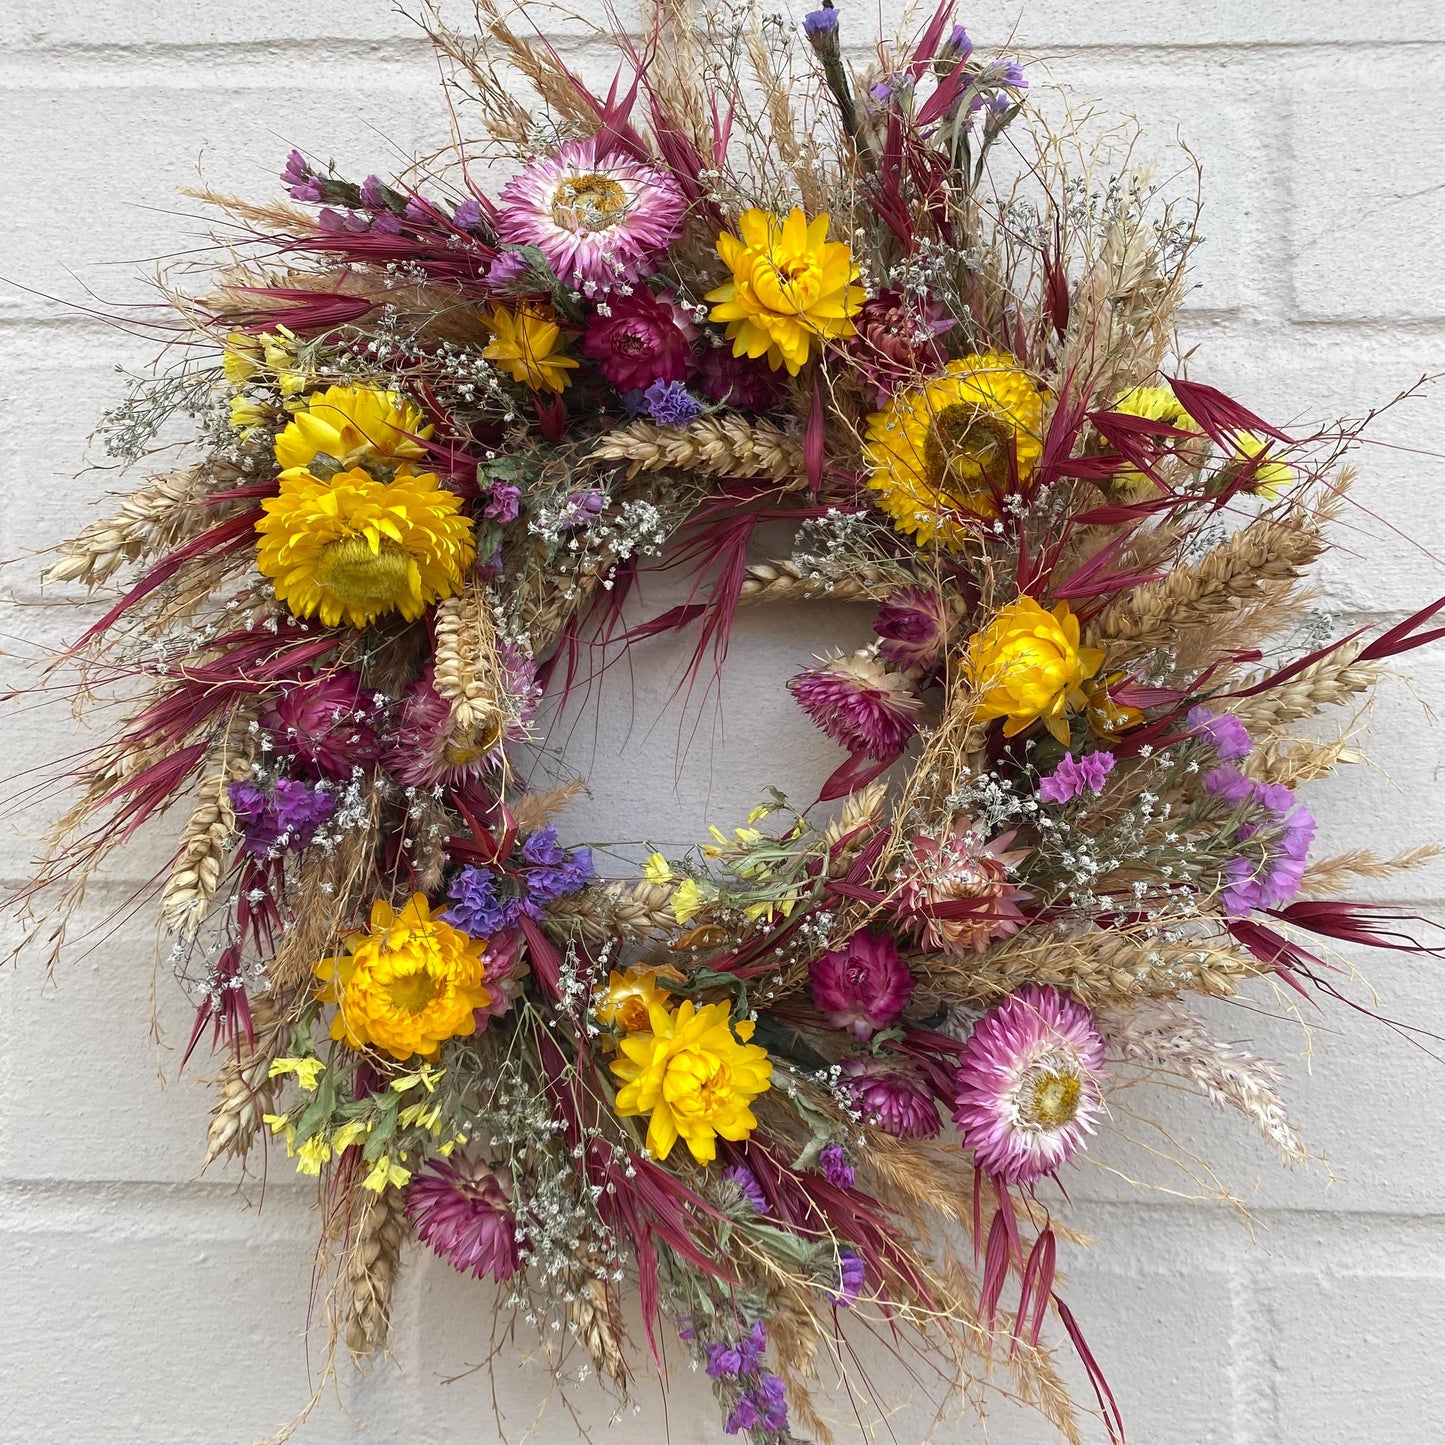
[256,467,475,629]
[965,596,1104,747]
[1108,384,1202,496]
[611,999,772,1163]
[481,303,579,392]
[274,384,431,479]
[598,965,679,1035]
[315,895,491,1062]
[1232,432,1294,499]
[865,354,1048,547]
[705,207,865,375]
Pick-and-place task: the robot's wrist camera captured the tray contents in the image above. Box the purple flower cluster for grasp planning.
[818,1143,856,1190]
[1204,767,1316,915]
[704,1320,790,1436]
[828,1248,865,1308]
[644,379,704,427]
[281,149,323,202]
[1187,705,1252,761]
[1038,750,1115,805]
[229,779,334,857]
[446,827,594,937]
[723,1163,769,1214]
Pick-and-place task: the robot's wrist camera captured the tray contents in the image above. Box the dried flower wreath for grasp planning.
[16,1,1445,1440]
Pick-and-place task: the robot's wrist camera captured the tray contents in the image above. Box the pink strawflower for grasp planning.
[495,136,685,289]
[953,985,1106,1185]
[405,1158,520,1281]
[1037,750,1115,805]
[582,289,697,392]
[263,669,380,780]
[873,586,955,671]
[842,1057,942,1139]
[848,288,953,400]
[476,928,527,1027]
[696,348,785,411]
[789,651,922,759]
[810,929,914,1040]
[383,652,537,788]
[895,820,1031,954]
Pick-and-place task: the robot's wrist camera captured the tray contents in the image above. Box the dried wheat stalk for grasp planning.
[1301,843,1442,896]
[343,1184,408,1359]
[1229,641,1380,729]
[546,881,678,941]
[433,580,507,750]
[564,1268,629,1388]
[203,992,284,1167]
[587,415,803,481]
[737,558,905,605]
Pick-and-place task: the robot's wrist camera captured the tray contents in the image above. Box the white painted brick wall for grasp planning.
[4,3,1445,1442]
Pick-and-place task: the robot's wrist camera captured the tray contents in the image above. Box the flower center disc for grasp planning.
[552,173,628,232]
[1022,1066,1081,1129]
[317,536,412,611]
[387,968,441,1014]
[924,403,1014,497]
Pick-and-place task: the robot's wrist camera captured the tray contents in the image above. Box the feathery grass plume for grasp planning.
[587,415,805,481]
[1302,844,1443,896]
[342,1184,408,1360]
[203,991,283,1167]
[1100,1000,1307,1164]
[159,707,256,938]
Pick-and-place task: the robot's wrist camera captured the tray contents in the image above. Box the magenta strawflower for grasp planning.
[953,985,1106,1185]
[496,136,685,289]
[383,652,537,788]
[582,288,697,391]
[849,288,953,400]
[789,651,922,759]
[809,929,914,1040]
[405,1158,520,1281]
[873,585,955,671]
[262,669,380,780]
[697,348,786,411]
[842,1058,941,1139]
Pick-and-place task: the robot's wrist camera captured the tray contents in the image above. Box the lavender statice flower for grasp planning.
[487,250,534,289]
[643,379,704,427]
[1187,705,1252,761]
[281,149,323,202]
[818,1142,856,1190]
[723,1163,769,1214]
[521,826,595,908]
[229,778,334,857]
[453,196,483,229]
[359,174,386,209]
[1204,765,1256,806]
[484,483,521,524]
[803,4,840,49]
[829,1248,865,1307]
[446,866,521,937]
[1038,750,1115,805]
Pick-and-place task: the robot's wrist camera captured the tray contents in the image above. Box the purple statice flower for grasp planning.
[643,379,704,427]
[487,250,534,289]
[1038,750,1116,806]
[281,149,323,202]
[446,866,521,938]
[359,174,386,209]
[803,5,839,37]
[229,778,333,857]
[724,1396,758,1434]
[404,195,439,223]
[453,196,483,229]
[869,77,897,105]
[818,1143,856,1190]
[317,207,370,234]
[556,488,609,529]
[706,1320,767,1380]
[1204,765,1256,807]
[998,60,1027,89]
[829,1248,865,1307]
[944,24,974,59]
[522,826,566,867]
[484,483,521,524]
[723,1163,769,1214]
[1187,705,1252,761]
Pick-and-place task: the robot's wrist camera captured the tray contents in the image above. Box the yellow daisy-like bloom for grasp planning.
[865,354,1048,547]
[274,384,432,480]
[1108,384,1202,497]
[481,303,579,393]
[611,999,772,1164]
[256,467,475,629]
[598,965,681,1036]
[315,895,491,1063]
[1232,432,1295,499]
[965,596,1105,747]
[705,207,865,376]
